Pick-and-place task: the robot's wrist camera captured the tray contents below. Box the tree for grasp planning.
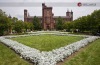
[74,16,89,32]
[56,17,64,30]
[0,9,9,35]
[72,9,100,34]
[14,20,24,33]
[24,22,34,32]
[90,10,100,33]
[7,17,13,34]
[32,16,41,30]
[63,21,73,32]
[11,17,18,33]
[0,9,7,17]
[0,16,9,35]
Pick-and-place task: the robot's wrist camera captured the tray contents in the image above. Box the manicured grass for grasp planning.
[11,35,83,51]
[64,39,100,65]
[0,43,30,65]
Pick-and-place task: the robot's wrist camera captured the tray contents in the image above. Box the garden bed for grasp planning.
[11,35,83,51]
[0,33,99,65]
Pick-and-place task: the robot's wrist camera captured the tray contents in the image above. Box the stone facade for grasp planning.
[24,3,73,30]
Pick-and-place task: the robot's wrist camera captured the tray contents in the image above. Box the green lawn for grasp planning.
[64,39,100,65]
[0,43,30,65]
[11,35,83,51]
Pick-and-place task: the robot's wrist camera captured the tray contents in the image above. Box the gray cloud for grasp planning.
[0,0,100,21]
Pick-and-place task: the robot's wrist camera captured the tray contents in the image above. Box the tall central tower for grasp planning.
[42,3,54,30]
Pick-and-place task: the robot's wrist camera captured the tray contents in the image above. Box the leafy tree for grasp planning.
[56,17,64,30]
[90,10,100,33]
[0,9,9,35]
[72,9,100,34]
[7,17,12,34]
[0,16,9,35]
[11,17,18,32]
[0,9,7,17]
[24,22,34,32]
[32,16,41,30]
[63,21,73,31]
[14,20,24,33]
[29,22,34,31]
[12,17,18,23]
[73,16,88,32]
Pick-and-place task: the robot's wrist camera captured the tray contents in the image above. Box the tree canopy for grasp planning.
[0,9,10,35]
[32,16,42,30]
[56,17,64,30]
[64,9,100,34]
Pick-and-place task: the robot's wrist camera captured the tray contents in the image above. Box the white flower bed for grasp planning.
[0,34,99,65]
[2,34,40,38]
[56,33,90,38]
[27,31,65,35]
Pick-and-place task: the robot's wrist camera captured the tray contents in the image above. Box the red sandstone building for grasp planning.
[24,3,73,30]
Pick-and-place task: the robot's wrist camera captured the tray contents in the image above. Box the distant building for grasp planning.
[24,3,73,30]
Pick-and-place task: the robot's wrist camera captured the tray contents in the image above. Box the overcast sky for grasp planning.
[0,0,100,21]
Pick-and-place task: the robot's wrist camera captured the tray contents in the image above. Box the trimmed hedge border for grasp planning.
[0,33,99,65]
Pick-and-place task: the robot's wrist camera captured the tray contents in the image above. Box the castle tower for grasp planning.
[71,10,73,21]
[42,3,54,30]
[24,9,27,22]
[66,10,73,21]
[66,9,69,16]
